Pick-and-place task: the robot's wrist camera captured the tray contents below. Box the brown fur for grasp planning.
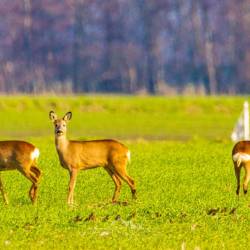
[49,111,136,205]
[0,141,41,204]
[232,140,250,195]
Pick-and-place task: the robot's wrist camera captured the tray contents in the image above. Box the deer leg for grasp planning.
[104,167,122,203]
[29,184,38,203]
[243,163,250,194]
[18,166,40,204]
[114,163,136,200]
[30,166,41,178]
[68,168,78,205]
[0,174,8,205]
[234,162,241,195]
[29,166,41,203]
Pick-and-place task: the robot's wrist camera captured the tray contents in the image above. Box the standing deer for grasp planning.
[0,141,41,204]
[232,140,250,195]
[49,111,136,205]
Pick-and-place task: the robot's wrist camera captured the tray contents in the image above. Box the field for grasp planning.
[0,95,249,249]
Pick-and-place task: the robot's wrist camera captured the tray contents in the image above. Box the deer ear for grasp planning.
[49,111,57,121]
[63,111,72,121]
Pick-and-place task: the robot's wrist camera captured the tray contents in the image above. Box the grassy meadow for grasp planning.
[0,95,249,249]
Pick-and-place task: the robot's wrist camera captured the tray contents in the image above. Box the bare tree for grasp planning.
[72,0,85,93]
[199,0,218,94]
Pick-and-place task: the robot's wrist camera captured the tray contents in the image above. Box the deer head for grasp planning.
[49,111,72,137]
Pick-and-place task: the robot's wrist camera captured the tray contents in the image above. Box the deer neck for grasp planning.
[55,135,69,153]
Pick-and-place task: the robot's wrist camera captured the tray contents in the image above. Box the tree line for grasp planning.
[0,0,249,94]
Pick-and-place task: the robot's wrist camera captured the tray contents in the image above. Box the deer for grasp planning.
[232,140,250,195]
[49,111,136,205]
[0,141,41,204]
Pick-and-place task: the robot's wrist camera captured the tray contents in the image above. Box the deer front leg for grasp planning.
[0,174,8,205]
[67,168,78,205]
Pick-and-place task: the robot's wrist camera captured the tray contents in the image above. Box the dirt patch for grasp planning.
[207,207,237,216]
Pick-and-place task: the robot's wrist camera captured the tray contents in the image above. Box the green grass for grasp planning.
[0,95,249,249]
[0,95,245,140]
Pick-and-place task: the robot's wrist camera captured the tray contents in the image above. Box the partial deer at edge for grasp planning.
[0,141,41,204]
[49,111,136,205]
[231,140,250,195]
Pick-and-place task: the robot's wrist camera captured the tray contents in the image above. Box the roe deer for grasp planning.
[0,141,41,204]
[232,140,250,195]
[49,111,136,205]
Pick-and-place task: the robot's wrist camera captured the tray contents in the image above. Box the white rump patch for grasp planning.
[233,152,250,167]
[127,150,131,163]
[31,148,40,160]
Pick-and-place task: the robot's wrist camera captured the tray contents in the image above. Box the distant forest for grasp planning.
[0,0,249,94]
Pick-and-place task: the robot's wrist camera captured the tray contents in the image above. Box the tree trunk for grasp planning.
[204,39,217,94]
[138,0,156,94]
[200,2,217,94]
[72,0,85,93]
[23,0,33,92]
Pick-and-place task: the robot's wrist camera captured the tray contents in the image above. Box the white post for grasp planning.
[244,101,249,140]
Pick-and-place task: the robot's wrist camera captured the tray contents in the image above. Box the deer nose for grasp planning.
[56,129,63,135]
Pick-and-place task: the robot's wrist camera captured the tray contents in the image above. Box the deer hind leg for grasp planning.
[243,162,250,194]
[30,166,41,179]
[18,164,41,204]
[113,162,136,200]
[0,174,8,205]
[29,184,38,203]
[104,166,122,203]
[29,166,41,203]
[234,162,241,195]
[67,168,78,205]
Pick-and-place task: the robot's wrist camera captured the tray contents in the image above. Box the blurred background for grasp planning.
[0,0,249,95]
